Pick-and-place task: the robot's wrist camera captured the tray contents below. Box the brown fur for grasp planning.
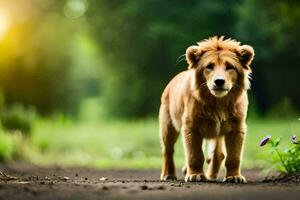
[159,36,254,183]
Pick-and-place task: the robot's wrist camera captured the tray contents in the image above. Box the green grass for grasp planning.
[16,117,300,170]
[0,129,14,161]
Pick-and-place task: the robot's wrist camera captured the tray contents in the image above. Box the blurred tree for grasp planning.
[0,0,299,118]
[0,0,96,115]
[235,0,300,113]
[88,0,240,117]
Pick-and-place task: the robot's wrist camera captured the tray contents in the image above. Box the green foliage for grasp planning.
[88,0,240,117]
[0,104,36,135]
[0,0,299,118]
[267,98,298,119]
[260,134,300,174]
[0,0,98,115]
[0,129,14,162]
[235,0,300,113]
[247,91,262,119]
[283,143,300,173]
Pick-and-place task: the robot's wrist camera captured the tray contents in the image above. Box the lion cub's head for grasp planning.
[186,36,254,98]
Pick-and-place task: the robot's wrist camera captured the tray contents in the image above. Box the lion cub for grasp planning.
[159,36,254,183]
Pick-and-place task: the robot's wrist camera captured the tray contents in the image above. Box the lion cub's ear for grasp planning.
[237,45,255,69]
[186,46,202,69]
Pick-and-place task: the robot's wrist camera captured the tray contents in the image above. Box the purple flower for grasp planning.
[260,135,271,146]
[291,135,299,144]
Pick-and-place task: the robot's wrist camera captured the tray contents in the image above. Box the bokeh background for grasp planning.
[0,0,299,170]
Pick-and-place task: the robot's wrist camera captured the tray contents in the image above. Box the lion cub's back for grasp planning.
[161,70,192,131]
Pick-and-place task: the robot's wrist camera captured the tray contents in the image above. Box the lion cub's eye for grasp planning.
[226,63,235,71]
[206,63,214,70]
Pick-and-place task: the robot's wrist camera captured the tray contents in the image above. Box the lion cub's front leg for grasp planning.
[224,127,247,183]
[182,125,207,182]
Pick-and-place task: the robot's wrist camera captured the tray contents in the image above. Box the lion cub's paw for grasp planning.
[223,175,246,183]
[206,175,218,182]
[160,174,177,181]
[185,173,207,182]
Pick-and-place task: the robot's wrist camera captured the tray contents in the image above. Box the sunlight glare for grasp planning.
[0,13,9,40]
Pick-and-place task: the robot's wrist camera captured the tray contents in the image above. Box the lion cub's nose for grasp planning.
[214,78,225,87]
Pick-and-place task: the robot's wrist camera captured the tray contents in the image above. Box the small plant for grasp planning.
[260,134,300,174]
[0,104,36,136]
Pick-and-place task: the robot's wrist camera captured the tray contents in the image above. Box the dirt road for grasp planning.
[0,163,299,200]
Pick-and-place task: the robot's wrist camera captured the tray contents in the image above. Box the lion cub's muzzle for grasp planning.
[209,76,231,98]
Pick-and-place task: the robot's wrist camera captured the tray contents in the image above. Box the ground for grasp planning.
[0,163,299,200]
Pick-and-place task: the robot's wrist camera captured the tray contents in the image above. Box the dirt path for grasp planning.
[0,163,299,200]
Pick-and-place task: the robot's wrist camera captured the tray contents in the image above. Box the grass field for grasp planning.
[10,117,298,171]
